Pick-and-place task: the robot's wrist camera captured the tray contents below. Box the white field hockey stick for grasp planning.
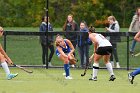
[13,64,33,74]
[134,52,140,57]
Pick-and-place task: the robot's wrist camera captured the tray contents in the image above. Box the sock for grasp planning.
[106,62,114,76]
[92,63,99,78]
[64,64,70,77]
[1,62,10,76]
[92,68,98,78]
[110,61,114,67]
[131,68,140,76]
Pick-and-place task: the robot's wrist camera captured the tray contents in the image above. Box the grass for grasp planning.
[0,68,139,93]
[0,27,139,93]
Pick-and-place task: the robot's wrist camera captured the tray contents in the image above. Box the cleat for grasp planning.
[130,51,134,57]
[109,75,116,81]
[116,63,120,68]
[131,53,134,57]
[128,72,135,84]
[71,65,75,68]
[89,76,97,81]
[7,73,18,80]
[65,76,73,80]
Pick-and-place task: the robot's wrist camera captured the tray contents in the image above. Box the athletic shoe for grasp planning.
[71,65,75,68]
[109,75,116,81]
[7,73,18,80]
[130,51,134,56]
[128,72,135,84]
[48,62,53,67]
[116,63,120,68]
[131,53,134,57]
[65,76,73,80]
[89,76,97,81]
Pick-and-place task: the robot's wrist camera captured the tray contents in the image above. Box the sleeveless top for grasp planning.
[56,39,71,56]
[94,34,112,47]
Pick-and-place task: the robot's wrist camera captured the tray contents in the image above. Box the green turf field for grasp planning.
[0,68,139,93]
[0,27,139,93]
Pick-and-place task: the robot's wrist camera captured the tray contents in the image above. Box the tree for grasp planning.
[0,0,140,27]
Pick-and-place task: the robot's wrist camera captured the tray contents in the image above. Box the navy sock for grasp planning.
[131,68,140,76]
[64,64,70,77]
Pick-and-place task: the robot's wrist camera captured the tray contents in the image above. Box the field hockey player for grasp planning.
[88,26,116,81]
[55,34,75,80]
[0,26,18,80]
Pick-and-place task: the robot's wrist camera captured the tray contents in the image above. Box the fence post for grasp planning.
[126,32,129,70]
[45,0,49,69]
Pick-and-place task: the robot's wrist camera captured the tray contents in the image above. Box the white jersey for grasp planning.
[95,34,112,47]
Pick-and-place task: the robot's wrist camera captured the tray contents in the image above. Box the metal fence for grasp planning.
[2,31,138,70]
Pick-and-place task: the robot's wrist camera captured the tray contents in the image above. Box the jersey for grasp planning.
[94,34,112,47]
[56,39,71,56]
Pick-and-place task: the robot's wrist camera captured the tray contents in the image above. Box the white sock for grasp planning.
[92,68,98,78]
[92,63,99,78]
[1,62,10,76]
[110,61,114,67]
[106,62,114,76]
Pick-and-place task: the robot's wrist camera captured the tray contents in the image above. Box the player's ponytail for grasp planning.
[88,26,95,33]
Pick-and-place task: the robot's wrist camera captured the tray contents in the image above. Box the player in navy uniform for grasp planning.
[128,31,140,84]
[55,35,75,79]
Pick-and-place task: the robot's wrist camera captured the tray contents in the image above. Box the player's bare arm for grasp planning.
[134,31,140,42]
[65,39,75,55]
[0,44,13,65]
[89,34,98,56]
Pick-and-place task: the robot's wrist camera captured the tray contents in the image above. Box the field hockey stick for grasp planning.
[13,64,33,74]
[81,63,90,76]
[81,54,94,77]
[81,61,91,76]
[134,52,140,57]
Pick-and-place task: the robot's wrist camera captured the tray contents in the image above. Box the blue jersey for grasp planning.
[56,40,71,56]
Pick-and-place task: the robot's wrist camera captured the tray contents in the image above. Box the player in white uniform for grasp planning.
[0,26,18,80]
[88,26,116,81]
